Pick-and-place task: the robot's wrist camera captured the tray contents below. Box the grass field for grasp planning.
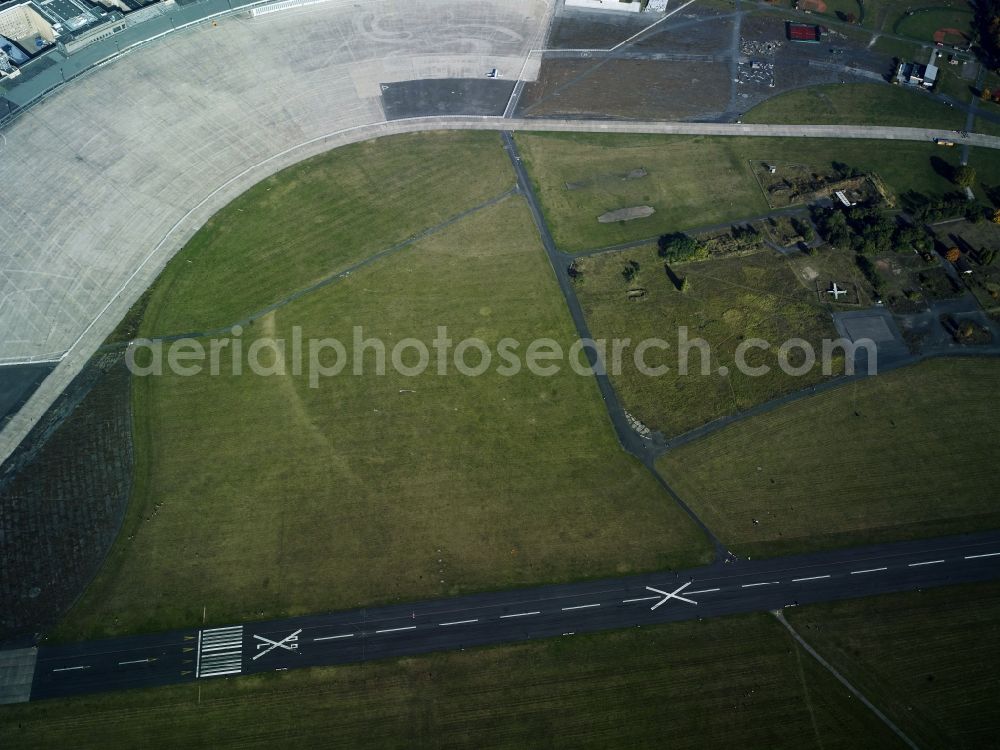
[861,0,972,34]
[870,34,928,62]
[893,7,974,41]
[659,358,1000,558]
[744,83,966,130]
[573,246,843,437]
[1,613,903,749]
[787,581,1000,749]
[514,133,966,252]
[140,131,514,337]
[55,193,711,641]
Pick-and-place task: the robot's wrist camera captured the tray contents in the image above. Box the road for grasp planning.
[29,530,1000,701]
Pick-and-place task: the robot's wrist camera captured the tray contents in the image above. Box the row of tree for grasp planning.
[974,0,1000,69]
[810,205,931,256]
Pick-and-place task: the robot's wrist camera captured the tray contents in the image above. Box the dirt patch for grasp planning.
[566,167,647,191]
[933,27,968,45]
[599,206,655,223]
[797,0,828,12]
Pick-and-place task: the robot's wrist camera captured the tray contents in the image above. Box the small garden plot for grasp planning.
[695,223,768,258]
[752,161,885,209]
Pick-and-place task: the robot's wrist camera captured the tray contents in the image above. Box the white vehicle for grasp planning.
[486,68,501,78]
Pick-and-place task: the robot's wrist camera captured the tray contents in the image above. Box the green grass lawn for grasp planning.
[870,34,929,62]
[573,246,843,437]
[744,83,966,130]
[862,0,972,33]
[787,581,1000,749]
[515,133,966,252]
[140,131,515,337]
[658,358,1000,558]
[1,613,903,749]
[55,193,711,641]
[893,6,974,42]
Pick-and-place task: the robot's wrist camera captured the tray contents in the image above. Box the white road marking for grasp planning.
[562,632,575,636]
[792,575,831,582]
[908,560,944,567]
[313,633,354,641]
[197,625,244,679]
[562,604,600,611]
[198,667,242,677]
[850,567,887,574]
[741,581,779,588]
[687,588,721,594]
[53,665,90,672]
[439,619,479,626]
[375,626,417,634]
[253,629,301,661]
[647,582,697,610]
[965,552,1000,560]
[622,596,659,603]
[500,611,541,619]
[118,658,151,666]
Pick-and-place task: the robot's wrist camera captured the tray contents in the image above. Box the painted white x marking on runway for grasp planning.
[646,581,698,610]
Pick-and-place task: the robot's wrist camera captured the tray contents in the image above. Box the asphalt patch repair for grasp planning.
[0,363,55,429]
[381,78,515,119]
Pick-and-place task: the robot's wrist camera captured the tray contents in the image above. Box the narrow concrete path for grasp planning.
[775,611,920,750]
[500,130,729,561]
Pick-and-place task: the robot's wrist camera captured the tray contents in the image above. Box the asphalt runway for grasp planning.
[29,530,1000,701]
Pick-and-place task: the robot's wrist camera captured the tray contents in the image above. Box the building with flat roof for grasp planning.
[895,61,937,88]
[787,22,821,43]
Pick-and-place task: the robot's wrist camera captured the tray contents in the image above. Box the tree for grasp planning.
[621,259,640,282]
[953,165,977,187]
[657,232,704,262]
[982,87,994,101]
[991,208,1000,224]
[945,246,961,263]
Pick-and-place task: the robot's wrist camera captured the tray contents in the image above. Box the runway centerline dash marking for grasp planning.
[118,658,151,665]
[908,560,944,567]
[562,604,600,611]
[850,567,887,574]
[965,552,1000,560]
[741,581,779,588]
[500,611,541,619]
[687,588,721,594]
[792,575,831,582]
[314,634,354,641]
[53,665,90,672]
[375,626,417,634]
[622,596,659,603]
[439,619,479,626]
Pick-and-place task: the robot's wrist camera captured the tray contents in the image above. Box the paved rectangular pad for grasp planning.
[0,647,37,704]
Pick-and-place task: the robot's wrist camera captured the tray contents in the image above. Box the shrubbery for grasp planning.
[657,232,706,262]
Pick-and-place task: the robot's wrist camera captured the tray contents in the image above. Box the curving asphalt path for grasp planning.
[28,529,1000,700]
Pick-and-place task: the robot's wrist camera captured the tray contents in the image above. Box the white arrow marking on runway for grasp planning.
[646,581,698,610]
[252,629,302,660]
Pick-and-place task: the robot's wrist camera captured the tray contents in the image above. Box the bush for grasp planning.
[657,232,705,263]
[953,165,977,188]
